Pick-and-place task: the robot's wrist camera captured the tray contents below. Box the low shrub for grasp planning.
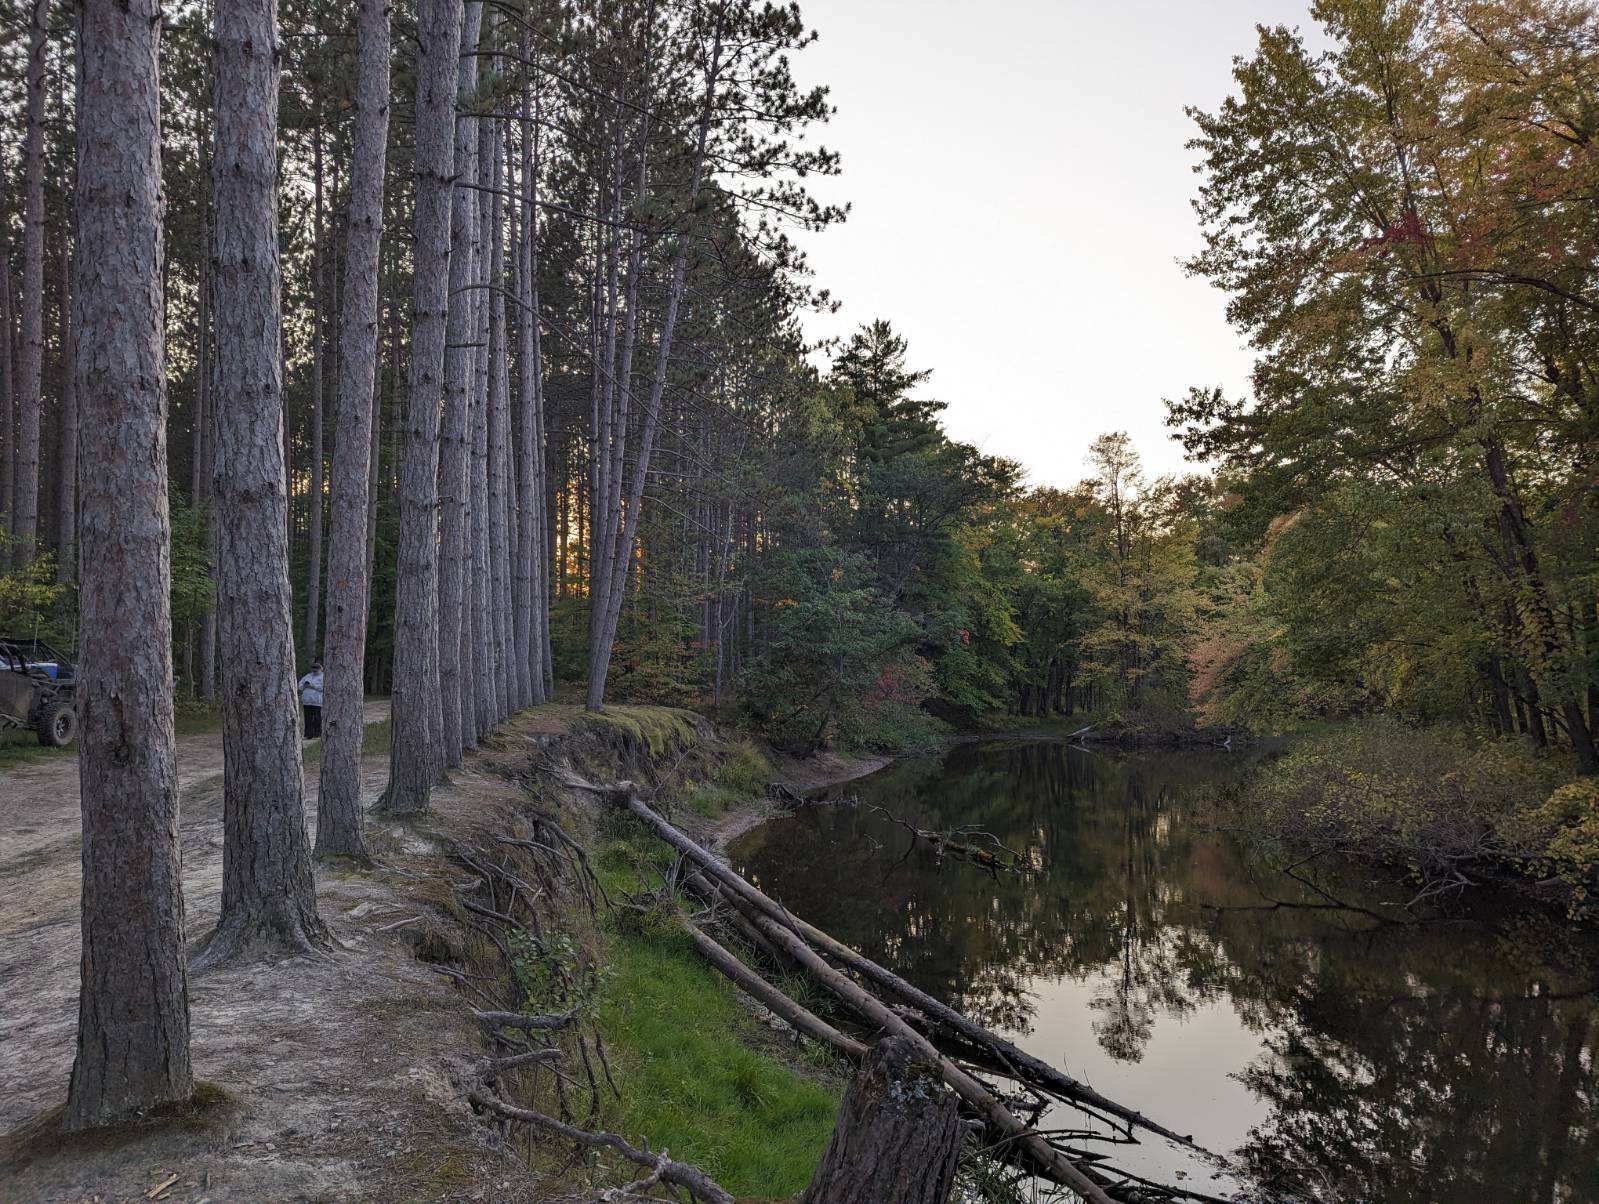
[1232,718,1591,900]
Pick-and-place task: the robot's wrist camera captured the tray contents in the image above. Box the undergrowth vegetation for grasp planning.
[1228,720,1599,904]
[506,805,841,1199]
[677,739,772,818]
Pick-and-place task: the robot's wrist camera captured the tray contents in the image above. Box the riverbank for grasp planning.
[960,707,1242,750]
[1205,718,1599,913]
[0,702,852,1202]
[706,747,897,850]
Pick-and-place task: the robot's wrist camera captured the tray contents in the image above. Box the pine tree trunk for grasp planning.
[198,0,330,969]
[489,122,514,720]
[196,164,218,704]
[14,0,52,566]
[464,109,491,743]
[474,114,502,731]
[55,226,77,581]
[515,47,548,706]
[0,257,14,557]
[366,219,394,603]
[383,0,462,814]
[800,1036,961,1204]
[316,0,390,861]
[65,1,194,1130]
[469,166,493,742]
[302,128,328,661]
[586,27,723,710]
[437,2,483,766]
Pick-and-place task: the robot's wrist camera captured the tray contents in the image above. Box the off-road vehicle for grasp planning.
[0,637,77,747]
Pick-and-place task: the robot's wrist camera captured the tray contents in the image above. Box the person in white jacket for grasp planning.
[298,663,325,739]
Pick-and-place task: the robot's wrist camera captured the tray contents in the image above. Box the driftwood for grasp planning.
[867,803,1035,874]
[801,1036,962,1204]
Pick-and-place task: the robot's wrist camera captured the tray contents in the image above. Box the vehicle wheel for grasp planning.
[38,703,77,747]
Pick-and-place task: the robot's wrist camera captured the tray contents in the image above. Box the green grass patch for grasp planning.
[0,728,73,770]
[581,804,841,1197]
[675,738,772,818]
[681,781,744,817]
[597,925,840,1197]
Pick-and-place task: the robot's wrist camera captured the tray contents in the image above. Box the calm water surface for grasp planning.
[728,741,1599,1203]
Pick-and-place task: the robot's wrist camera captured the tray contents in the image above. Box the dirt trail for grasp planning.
[0,701,550,1202]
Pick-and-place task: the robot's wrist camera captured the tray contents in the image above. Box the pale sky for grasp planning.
[791,0,1320,486]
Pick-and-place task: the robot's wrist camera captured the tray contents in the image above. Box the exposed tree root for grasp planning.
[188,910,336,975]
[470,1085,733,1204]
[471,1007,578,1033]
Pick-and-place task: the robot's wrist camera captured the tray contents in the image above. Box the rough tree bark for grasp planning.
[465,108,493,743]
[303,126,328,661]
[195,154,218,703]
[55,227,77,581]
[65,0,194,1130]
[488,118,513,724]
[14,0,52,566]
[316,0,391,861]
[197,0,331,969]
[801,1037,961,1204]
[437,2,483,767]
[1,258,14,553]
[514,43,549,707]
[470,100,493,738]
[383,0,463,813]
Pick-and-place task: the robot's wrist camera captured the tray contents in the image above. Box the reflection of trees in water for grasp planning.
[1089,775,1197,1062]
[734,743,1238,1036]
[1215,912,1599,1204]
[731,742,1599,1203]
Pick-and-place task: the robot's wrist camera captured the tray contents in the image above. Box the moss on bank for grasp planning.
[577,703,704,759]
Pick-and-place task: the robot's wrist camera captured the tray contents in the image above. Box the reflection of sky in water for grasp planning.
[1007,972,1266,1194]
[731,742,1599,1203]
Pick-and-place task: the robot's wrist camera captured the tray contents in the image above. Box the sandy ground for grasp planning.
[0,703,552,1203]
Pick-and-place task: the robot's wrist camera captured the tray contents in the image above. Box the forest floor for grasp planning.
[0,702,892,1204]
[0,693,901,1202]
[0,700,575,1204]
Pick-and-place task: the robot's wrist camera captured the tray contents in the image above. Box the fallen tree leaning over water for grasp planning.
[551,765,1229,1204]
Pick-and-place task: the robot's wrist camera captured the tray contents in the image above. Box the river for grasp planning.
[728,739,1599,1203]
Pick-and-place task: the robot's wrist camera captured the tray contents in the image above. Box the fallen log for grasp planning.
[471,1085,733,1204]
[728,877,1115,1203]
[801,1035,962,1204]
[627,789,1195,1150]
[682,916,867,1060]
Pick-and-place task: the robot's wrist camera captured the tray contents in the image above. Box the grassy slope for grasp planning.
[572,713,840,1199]
[597,927,839,1196]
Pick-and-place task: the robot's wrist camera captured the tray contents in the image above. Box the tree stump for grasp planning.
[802,1035,963,1204]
